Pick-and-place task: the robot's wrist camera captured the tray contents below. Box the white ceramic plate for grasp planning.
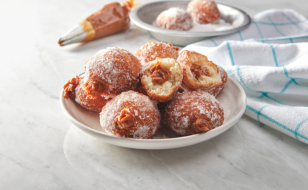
[130,1,251,46]
[60,77,246,150]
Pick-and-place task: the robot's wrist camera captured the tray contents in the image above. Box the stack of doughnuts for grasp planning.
[63,41,227,138]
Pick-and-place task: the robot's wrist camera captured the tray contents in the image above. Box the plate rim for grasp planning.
[60,77,247,143]
[129,0,252,37]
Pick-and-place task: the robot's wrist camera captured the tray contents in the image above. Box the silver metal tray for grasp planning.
[130,1,251,46]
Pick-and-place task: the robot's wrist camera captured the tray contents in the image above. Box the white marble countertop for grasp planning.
[1,0,308,189]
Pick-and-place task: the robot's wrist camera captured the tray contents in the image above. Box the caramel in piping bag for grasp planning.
[58,0,137,46]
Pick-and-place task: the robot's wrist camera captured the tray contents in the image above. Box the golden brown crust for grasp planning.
[177,50,223,91]
[142,88,177,102]
[181,66,228,97]
[164,91,224,135]
[177,50,221,90]
[177,51,227,96]
[135,42,179,65]
[187,0,220,24]
[100,91,161,138]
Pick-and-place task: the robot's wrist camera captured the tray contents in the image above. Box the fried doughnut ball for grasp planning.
[135,41,179,66]
[187,0,220,24]
[84,47,141,95]
[177,50,225,95]
[100,91,161,138]
[164,91,224,135]
[156,7,194,31]
[141,58,183,102]
[63,76,112,112]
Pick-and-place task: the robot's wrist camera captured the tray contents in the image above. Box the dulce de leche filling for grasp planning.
[191,118,211,133]
[84,79,109,98]
[63,76,80,99]
[150,61,170,84]
[86,2,130,39]
[115,109,136,132]
[190,64,210,79]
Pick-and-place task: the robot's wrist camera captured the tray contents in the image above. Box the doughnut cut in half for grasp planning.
[177,50,226,95]
[141,58,183,102]
[164,91,224,135]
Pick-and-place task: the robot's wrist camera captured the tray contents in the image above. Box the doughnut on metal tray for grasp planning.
[129,0,251,46]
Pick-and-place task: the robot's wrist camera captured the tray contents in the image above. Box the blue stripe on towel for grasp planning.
[270,45,279,66]
[279,52,308,67]
[235,66,253,91]
[253,23,264,41]
[227,66,250,75]
[294,119,308,140]
[256,36,308,42]
[280,12,308,33]
[246,105,308,142]
[226,42,235,66]
[261,93,288,106]
[257,105,269,122]
[289,38,293,43]
[266,15,287,36]
[210,39,218,46]
[283,67,308,87]
[238,31,243,41]
[283,67,290,77]
[251,20,308,26]
[280,80,293,93]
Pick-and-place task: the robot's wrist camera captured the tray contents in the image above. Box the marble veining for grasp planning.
[1,0,308,189]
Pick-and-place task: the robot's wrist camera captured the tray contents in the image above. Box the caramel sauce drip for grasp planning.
[191,118,211,133]
[84,80,108,98]
[114,109,136,132]
[191,65,210,78]
[150,61,169,85]
[63,76,80,99]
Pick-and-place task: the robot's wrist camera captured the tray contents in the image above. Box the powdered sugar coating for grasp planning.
[100,91,161,138]
[165,91,224,135]
[135,42,179,66]
[74,77,113,112]
[156,7,194,31]
[85,47,141,94]
[187,0,220,24]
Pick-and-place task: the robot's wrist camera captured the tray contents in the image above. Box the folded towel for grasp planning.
[184,9,308,144]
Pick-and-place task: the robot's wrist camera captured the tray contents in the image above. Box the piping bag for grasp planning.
[58,0,137,46]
